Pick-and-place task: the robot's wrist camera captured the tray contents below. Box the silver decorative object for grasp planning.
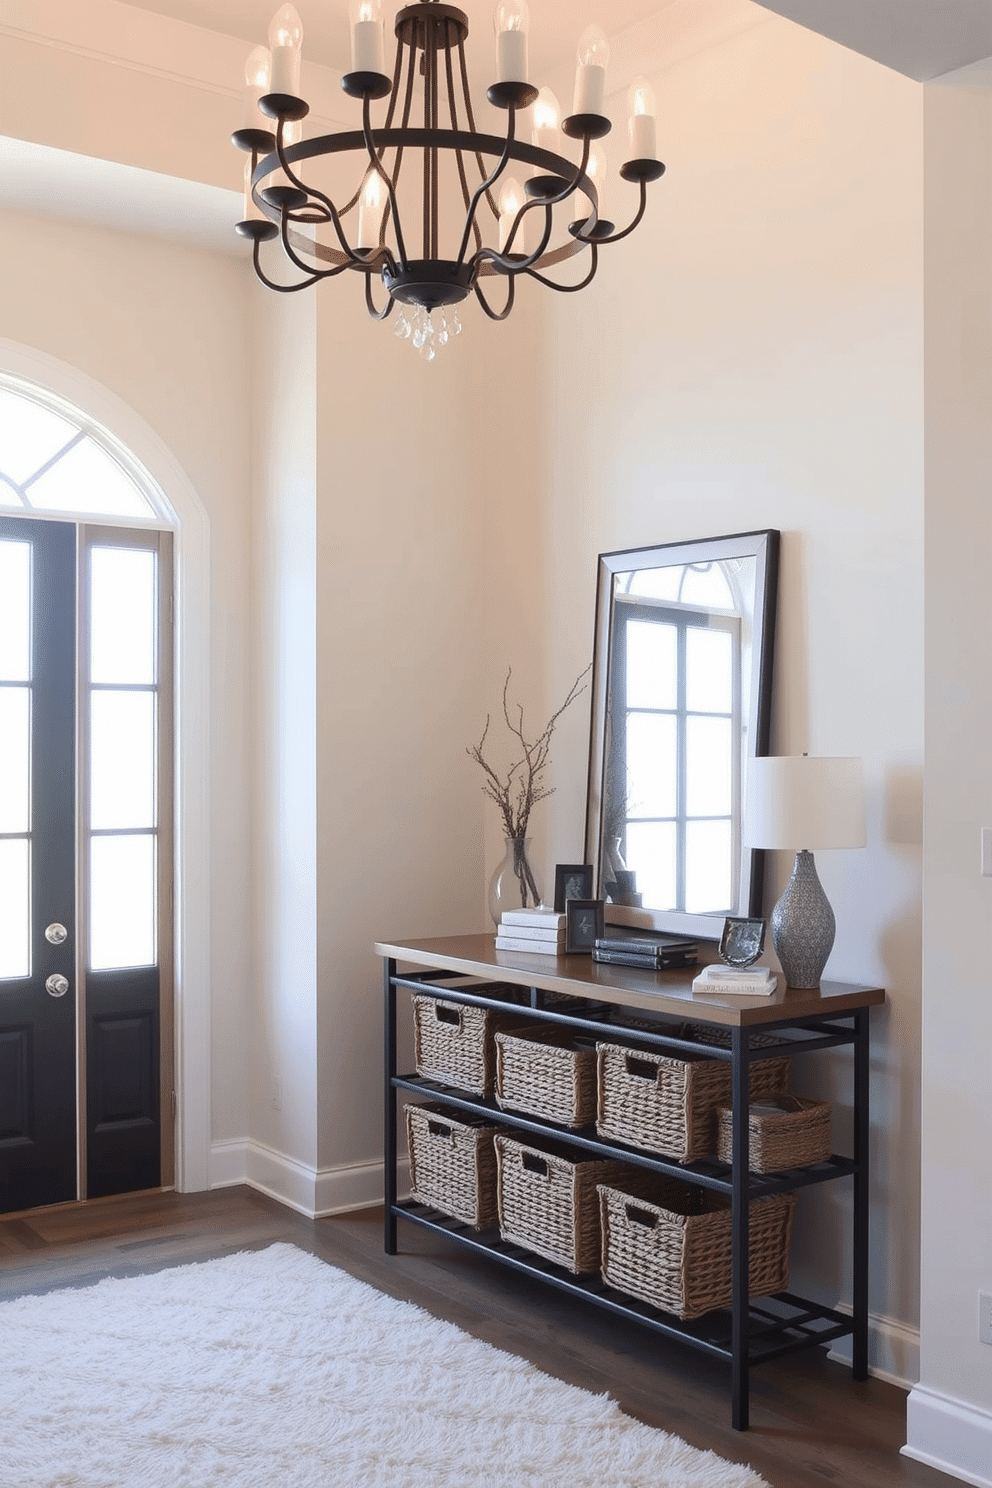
[770,851,835,990]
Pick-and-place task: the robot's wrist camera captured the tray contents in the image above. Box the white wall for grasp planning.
[538,9,925,1385]
[0,205,255,1159]
[311,280,547,1198]
[905,76,992,1488]
[244,282,321,1212]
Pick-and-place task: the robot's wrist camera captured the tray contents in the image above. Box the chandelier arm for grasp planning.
[454,110,518,267]
[271,122,333,225]
[474,196,555,276]
[279,210,355,280]
[456,38,500,221]
[574,179,649,246]
[364,272,396,320]
[520,242,600,293]
[424,22,438,260]
[251,236,325,294]
[333,29,407,222]
[382,26,405,132]
[442,33,482,255]
[362,93,410,270]
[266,129,374,267]
[473,272,516,322]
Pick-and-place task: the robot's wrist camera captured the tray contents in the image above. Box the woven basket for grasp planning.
[599,1176,797,1320]
[681,1024,792,1100]
[405,1103,500,1228]
[412,993,530,1096]
[495,1132,638,1274]
[595,1042,733,1162]
[495,1027,598,1129]
[717,1094,831,1173]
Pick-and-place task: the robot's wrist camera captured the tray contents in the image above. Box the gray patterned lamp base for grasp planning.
[771,849,836,989]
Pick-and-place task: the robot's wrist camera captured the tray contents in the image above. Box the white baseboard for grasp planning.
[903,1384,992,1488]
[210,1140,409,1219]
[826,1302,920,1389]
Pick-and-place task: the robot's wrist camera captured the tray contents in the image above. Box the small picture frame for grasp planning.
[719,916,766,968]
[554,863,594,913]
[565,898,605,955]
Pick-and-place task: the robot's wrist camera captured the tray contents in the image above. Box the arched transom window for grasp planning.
[0,381,161,522]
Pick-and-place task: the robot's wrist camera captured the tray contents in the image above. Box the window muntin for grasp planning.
[611,599,741,917]
[0,384,156,522]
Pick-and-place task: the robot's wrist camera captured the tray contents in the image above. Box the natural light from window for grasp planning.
[0,385,156,521]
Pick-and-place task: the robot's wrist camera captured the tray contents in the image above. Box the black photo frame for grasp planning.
[719,916,766,968]
[554,863,594,913]
[565,898,605,955]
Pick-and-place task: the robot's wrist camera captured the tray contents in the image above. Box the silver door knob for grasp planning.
[46,974,69,998]
[45,923,68,945]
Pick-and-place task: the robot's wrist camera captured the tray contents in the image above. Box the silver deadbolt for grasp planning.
[46,974,69,998]
[45,923,68,945]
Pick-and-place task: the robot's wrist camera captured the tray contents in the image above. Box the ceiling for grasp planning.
[108,0,682,78]
[754,0,992,82]
[108,0,992,81]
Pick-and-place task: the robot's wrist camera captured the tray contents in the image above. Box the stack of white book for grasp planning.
[495,907,566,955]
[691,964,778,996]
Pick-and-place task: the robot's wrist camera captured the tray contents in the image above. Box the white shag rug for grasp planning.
[0,1243,769,1488]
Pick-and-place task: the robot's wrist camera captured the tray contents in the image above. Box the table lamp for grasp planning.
[743,755,866,989]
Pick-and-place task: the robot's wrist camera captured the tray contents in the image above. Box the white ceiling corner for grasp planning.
[750,0,992,82]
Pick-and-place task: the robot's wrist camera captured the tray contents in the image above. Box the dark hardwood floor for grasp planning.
[0,1185,955,1488]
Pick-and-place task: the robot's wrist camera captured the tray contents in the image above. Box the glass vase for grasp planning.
[488,836,542,926]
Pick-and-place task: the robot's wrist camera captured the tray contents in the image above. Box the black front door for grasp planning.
[0,518,171,1214]
[0,515,77,1211]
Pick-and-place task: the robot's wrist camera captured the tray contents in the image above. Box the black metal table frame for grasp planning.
[382,958,870,1431]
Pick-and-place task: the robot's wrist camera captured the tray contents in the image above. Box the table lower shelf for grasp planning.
[395,1073,858,1198]
[393,1198,853,1367]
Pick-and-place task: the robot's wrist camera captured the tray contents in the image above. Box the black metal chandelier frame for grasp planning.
[233,0,665,321]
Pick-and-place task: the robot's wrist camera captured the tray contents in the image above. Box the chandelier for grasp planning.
[233,1,665,357]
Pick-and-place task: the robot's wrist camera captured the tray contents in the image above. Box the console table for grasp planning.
[378,933,884,1430]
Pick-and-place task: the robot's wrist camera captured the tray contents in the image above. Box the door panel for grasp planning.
[0,515,76,1213]
[82,527,172,1200]
[87,968,160,1198]
[0,517,173,1215]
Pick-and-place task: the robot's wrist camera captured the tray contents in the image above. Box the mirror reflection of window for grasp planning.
[606,560,746,919]
[587,533,778,938]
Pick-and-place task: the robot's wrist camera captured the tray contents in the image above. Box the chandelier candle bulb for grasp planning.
[498,175,526,251]
[268,4,304,96]
[573,26,608,117]
[627,76,657,160]
[358,172,386,249]
[532,86,562,153]
[494,0,529,84]
[351,0,385,74]
[243,46,271,127]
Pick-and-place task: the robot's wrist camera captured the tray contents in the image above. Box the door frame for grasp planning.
[0,339,212,1194]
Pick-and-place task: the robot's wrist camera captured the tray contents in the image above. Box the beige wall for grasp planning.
[248,282,320,1197]
[312,282,546,1189]
[0,206,255,1153]
[907,76,992,1482]
[9,1,992,1476]
[538,14,925,1379]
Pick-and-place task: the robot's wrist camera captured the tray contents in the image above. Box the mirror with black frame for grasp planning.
[584,530,779,941]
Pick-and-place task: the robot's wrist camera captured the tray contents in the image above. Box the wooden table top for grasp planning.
[375,933,885,1029]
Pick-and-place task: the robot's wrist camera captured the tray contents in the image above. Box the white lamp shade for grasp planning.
[743,756,866,850]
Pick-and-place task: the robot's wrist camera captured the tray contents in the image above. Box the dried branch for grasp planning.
[467,664,592,845]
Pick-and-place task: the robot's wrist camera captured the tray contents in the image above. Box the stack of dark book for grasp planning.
[592,931,698,971]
